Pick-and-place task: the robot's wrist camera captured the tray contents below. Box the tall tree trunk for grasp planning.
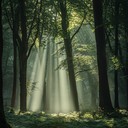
[10,1,18,109]
[114,0,119,109]
[59,0,79,111]
[123,1,128,109]
[43,42,50,111]
[92,0,113,111]
[19,57,27,112]
[125,34,128,110]
[18,0,28,112]
[11,34,17,109]
[0,0,11,127]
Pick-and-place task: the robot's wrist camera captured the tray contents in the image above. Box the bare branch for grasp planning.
[9,1,21,51]
[27,0,43,59]
[26,42,35,60]
[27,0,39,42]
[71,12,86,41]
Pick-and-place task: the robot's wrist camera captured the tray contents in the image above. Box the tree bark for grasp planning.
[18,0,28,112]
[92,0,113,111]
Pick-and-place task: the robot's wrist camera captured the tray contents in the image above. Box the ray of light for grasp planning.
[26,24,98,113]
[27,46,47,111]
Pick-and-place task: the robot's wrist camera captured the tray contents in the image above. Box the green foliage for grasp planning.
[73,41,97,77]
[6,110,128,128]
[26,81,38,95]
[111,56,122,70]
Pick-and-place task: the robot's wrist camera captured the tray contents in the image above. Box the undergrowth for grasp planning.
[5,109,128,128]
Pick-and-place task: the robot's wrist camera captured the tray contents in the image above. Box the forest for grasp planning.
[0,0,128,128]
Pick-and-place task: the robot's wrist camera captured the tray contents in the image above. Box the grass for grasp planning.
[5,109,128,128]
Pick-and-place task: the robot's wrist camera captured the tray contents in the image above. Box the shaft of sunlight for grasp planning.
[27,46,47,111]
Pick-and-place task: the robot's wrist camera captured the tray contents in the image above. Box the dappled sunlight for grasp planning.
[6,110,128,128]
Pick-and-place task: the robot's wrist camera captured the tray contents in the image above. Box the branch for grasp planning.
[9,1,21,52]
[71,12,86,41]
[27,0,39,42]
[27,19,40,59]
[75,66,96,76]
[27,0,43,59]
[26,41,35,60]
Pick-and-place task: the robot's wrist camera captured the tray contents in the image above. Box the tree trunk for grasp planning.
[19,56,27,112]
[11,35,17,109]
[18,0,28,112]
[126,36,128,110]
[0,0,11,127]
[123,1,128,109]
[92,0,113,111]
[59,0,79,111]
[10,2,18,109]
[114,0,119,109]
[42,42,50,111]
[124,29,128,109]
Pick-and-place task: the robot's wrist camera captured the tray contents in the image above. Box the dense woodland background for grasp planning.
[0,0,128,127]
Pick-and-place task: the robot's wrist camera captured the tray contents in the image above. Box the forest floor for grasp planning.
[6,109,128,128]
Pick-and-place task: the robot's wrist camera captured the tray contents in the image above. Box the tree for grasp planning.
[124,11,128,111]
[104,0,128,109]
[9,0,18,109]
[17,0,28,112]
[4,0,56,112]
[120,0,128,109]
[3,0,28,112]
[114,0,120,109]
[7,0,43,112]
[92,0,113,111]
[0,0,11,127]
[58,0,79,111]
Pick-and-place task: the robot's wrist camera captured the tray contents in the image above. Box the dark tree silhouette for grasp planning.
[92,0,113,111]
[18,0,28,112]
[114,0,120,109]
[9,0,18,109]
[0,0,11,127]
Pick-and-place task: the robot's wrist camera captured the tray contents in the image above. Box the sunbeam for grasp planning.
[27,46,47,111]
